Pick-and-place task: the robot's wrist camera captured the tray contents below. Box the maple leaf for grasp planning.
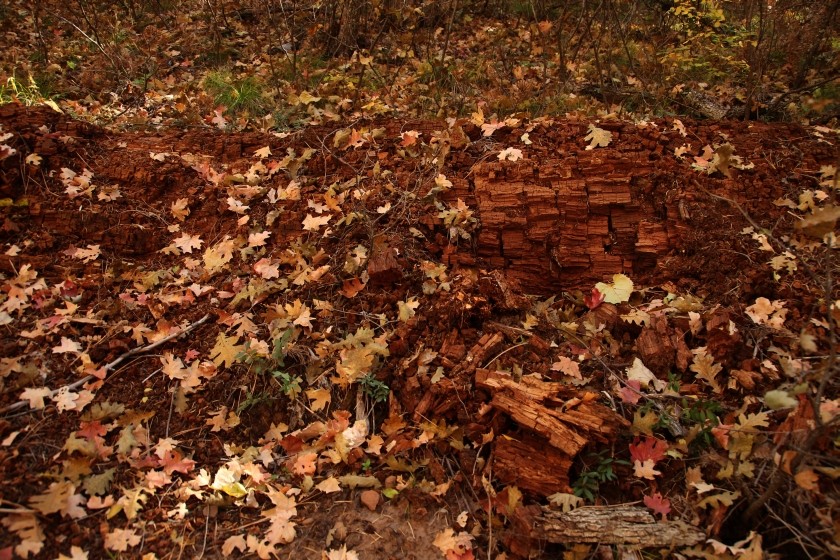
[248,231,271,247]
[618,379,643,404]
[160,450,196,475]
[302,213,331,231]
[746,297,787,329]
[547,492,582,512]
[433,529,474,560]
[644,492,671,518]
[398,297,419,321]
[626,358,665,391]
[551,356,581,378]
[629,437,669,463]
[206,406,241,432]
[29,481,86,518]
[169,198,190,222]
[306,387,331,412]
[56,545,88,560]
[210,332,244,369]
[633,458,662,479]
[103,528,141,552]
[401,130,420,146]
[173,233,202,253]
[21,387,52,410]
[291,451,318,476]
[223,535,247,555]
[254,145,272,159]
[254,258,280,279]
[52,387,81,412]
[326,545,360,560]
[340,277,366,298]
[595,273,633,304]
[316,476,342,494]
[585,124,612,150]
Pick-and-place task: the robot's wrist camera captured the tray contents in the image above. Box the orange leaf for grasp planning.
[340,277,366,298]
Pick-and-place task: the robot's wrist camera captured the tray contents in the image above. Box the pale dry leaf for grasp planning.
[52,337,82,354]
[316,477,342,494]
[103,528,141,552]
[626,358,665,391]
[302,213,331,231]
[497,147,523,161]
[584,124,612,150]
[21,387,52,410]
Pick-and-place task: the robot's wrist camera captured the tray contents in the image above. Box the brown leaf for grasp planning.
[360,489,380,511]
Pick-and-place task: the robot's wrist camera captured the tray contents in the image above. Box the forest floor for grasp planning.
[1,2,840,560]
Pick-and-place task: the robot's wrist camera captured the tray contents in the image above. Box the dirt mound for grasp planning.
[1,104,838,559]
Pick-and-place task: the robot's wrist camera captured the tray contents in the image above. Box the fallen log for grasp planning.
[533,504,706,547]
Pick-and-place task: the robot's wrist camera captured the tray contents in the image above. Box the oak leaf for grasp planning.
[209,332,244,369]
[584,124,612,150]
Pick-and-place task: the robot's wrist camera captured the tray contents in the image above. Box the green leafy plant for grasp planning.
[572,450,630,503]
[273,370,302,399]
[360,374,389,403]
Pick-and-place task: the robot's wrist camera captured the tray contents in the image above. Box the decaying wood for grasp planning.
[476,368,629,454]
[492,434,572,496]
[534,504,706,547]
[412,333,505,422]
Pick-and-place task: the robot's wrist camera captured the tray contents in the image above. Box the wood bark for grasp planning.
[534,504,706,547]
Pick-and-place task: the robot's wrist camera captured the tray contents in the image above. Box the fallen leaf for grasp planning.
[584,124,612,150]
[643,492,671,518]
[360,489,380,511]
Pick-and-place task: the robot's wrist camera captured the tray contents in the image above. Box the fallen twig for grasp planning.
[2,313,212,416]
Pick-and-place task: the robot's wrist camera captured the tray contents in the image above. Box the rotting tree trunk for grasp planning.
[443,119,837,295]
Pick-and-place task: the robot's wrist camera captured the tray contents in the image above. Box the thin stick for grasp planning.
[2,314,212,415]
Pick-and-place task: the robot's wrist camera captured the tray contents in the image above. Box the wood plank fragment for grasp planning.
[534,504,706,547]
[475,368,628,455]
[493,434,572,496]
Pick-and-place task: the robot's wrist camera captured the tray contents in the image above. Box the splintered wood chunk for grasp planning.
[492,392,586,454]
[535,505,706,547]
[493,435,572,496]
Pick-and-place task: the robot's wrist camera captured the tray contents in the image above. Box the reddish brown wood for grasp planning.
[492,434,573,496]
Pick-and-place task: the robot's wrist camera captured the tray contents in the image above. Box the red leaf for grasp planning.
[160,450,196,475]
[619,379,642,404]
[629,437,669,464]
[644,492,671,519]
[584,288,605,310]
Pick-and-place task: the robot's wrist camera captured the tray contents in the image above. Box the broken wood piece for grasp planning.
[493,434,572,496]
[534,504,706,547]
[475,368,629,453]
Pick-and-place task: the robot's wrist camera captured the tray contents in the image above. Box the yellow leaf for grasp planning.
[632,408,658,436]
[209,332,243,369]
[306,388,331,412]
[794,468,820,491]
[595,273,633,304]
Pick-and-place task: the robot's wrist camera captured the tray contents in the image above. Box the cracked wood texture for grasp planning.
[533,504,706,547]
